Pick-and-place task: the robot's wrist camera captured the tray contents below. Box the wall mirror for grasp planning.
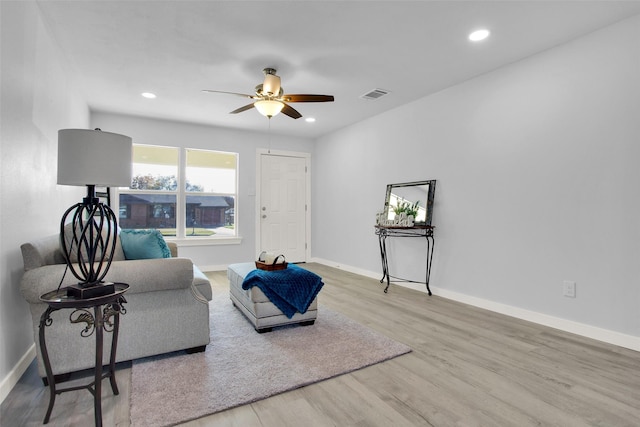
[384,180,436,226]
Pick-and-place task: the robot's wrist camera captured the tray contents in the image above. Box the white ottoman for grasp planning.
[227,262,318,332]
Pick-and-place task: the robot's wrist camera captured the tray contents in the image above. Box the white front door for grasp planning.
[258,152,308,263]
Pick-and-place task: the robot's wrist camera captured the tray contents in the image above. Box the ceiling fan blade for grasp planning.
[230,103,256,114]
[281,103,302,119]
[281,94,334,103]
[202,90,255,99]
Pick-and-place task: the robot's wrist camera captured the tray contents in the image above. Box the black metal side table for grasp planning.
[375,225,435,294]
[38,283,128,426]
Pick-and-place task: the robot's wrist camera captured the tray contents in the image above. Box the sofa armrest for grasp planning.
[20,257,194,304]
[192,265,212,301]
[104,258,194,294]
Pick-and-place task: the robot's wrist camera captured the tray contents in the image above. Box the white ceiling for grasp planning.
[37,1,640,139]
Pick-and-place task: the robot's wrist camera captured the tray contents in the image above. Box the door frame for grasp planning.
[255,148,311,262]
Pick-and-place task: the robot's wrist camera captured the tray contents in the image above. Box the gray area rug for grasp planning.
[130,290,411,426]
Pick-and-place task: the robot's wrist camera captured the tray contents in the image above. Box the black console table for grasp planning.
[375,225,435,295]
[39,283,128,426]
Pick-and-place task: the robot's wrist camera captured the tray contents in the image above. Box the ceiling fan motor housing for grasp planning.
[255,84,283,98]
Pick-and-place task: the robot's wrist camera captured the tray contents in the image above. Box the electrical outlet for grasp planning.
[563,280,576,298]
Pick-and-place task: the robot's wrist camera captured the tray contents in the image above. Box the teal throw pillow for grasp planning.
[119,229,171,260]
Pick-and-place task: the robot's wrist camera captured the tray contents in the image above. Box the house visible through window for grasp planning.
[116,144,238,238]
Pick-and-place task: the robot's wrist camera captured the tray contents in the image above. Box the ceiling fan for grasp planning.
[202,68,334,119]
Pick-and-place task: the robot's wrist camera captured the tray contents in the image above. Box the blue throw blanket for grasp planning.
[242,264,324,319]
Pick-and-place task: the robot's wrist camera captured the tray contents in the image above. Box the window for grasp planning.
[116,144,238,239]
[184,148,237,237]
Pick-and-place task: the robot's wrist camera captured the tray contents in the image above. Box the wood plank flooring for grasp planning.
[2,263,639,426]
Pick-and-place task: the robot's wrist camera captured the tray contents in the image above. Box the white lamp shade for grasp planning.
[57,129,132,187]
[254,100,284,117]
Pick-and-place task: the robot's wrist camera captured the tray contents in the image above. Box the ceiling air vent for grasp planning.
[360,88,390,100]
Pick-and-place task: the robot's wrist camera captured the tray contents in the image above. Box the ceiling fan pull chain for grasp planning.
[268,118,272,154]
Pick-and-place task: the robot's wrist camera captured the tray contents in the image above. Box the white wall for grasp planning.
[313,16,640,346]
[0,1,90,402]
[91,112,314,268]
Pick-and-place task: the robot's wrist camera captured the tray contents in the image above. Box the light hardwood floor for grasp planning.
[2,263,639,426]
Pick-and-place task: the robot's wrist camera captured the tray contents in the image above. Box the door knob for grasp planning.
[262,207,266,211]
[262,215,267,219]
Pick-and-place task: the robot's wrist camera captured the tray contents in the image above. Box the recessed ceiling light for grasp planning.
[305,117,316,123]
[141,92,157,99]
[469,29,490,42]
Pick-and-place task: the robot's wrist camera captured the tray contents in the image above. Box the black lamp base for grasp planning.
[66,282,115,299]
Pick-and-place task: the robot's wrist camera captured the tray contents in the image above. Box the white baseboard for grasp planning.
[432,287,640,352]
[1,344,35,404]
[310,257,382,281]
[311,258,640,352]
[199,264,228,272]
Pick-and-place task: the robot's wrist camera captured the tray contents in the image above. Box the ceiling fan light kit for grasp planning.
[255,99,285,118]
[203,68,334,120]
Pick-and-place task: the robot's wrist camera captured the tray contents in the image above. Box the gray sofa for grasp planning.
[20,233,212,378]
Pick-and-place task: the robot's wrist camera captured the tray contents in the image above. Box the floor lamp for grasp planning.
[57,128,132,298]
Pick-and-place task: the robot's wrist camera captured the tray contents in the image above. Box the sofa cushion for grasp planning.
[62,223,125,263]
[120,229,171,260]
[21,235,67,270]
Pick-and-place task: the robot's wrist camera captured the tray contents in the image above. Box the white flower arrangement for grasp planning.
[376,211,414,227]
